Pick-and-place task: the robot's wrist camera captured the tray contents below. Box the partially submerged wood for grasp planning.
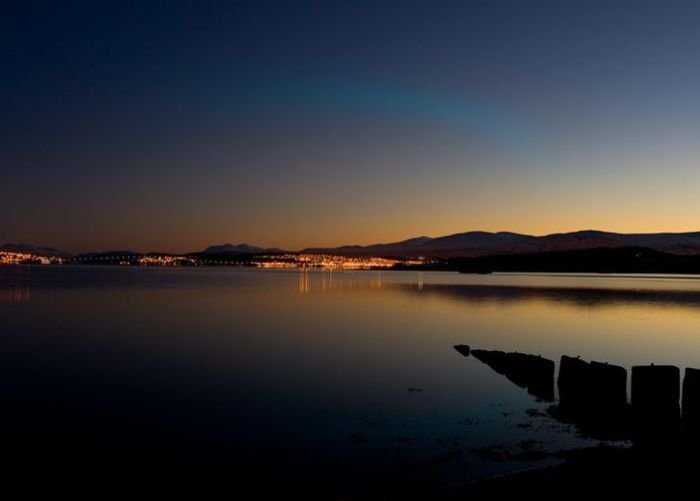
[453,344,471,357]
[472,349,554,401]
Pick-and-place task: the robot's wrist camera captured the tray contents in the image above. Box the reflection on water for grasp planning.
[0,266,31,302]
[412,282,700,310]
[298,268,310,293]
[3,266,700,495]
[293,269,700,311]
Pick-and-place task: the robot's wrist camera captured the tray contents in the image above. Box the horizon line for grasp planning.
[4,226,700,256]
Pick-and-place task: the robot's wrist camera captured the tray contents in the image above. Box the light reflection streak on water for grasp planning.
[0,266,31,302]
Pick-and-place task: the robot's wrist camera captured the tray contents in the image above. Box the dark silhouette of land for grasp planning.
[453,246,700,274]
[306,229,700,258]
[8,229,700,267]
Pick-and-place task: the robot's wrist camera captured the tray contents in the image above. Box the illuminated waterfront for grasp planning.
[253,253,426,269]
[2,250,428,270]
[0,251,66,265]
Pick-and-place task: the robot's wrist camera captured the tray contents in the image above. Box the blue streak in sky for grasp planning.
[244,78,530,147]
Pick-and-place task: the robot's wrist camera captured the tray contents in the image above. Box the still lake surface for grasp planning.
[3,266,700,493]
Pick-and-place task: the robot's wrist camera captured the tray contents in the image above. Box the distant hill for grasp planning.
[201,243,284,255]
[304,230,700,258]
[8,230,700,261]
[304,236,432,256]
[0,243,72,257]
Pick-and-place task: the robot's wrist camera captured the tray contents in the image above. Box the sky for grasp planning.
[3,0,700,253]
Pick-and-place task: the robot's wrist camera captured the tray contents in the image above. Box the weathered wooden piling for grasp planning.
[453,344,471,357]
[631,365,681,439]
[632,365,680,411]
[590,361,627,408]
[471,349,507,374]
[558,355,591,410]
[682,367,700,432]
[504,352,532,388]
[525,354,555,402]
[472,349,554,401]
[556,356,631,440]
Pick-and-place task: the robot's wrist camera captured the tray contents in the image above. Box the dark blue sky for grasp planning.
[3,1,700,252]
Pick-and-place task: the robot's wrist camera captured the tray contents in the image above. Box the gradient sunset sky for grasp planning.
[3,0,700,253]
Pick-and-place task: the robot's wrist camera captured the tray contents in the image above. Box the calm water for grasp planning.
[3,266,700,494]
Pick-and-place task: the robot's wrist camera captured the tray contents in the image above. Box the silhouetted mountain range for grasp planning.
[201,243,286,255]
[305,230,700,257]
[6,230,700,260]
[202,243,263,254]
